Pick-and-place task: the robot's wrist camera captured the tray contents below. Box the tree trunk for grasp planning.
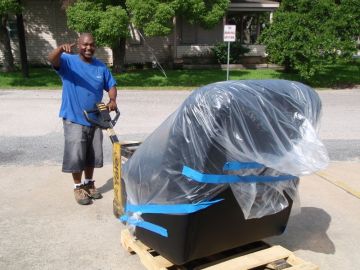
[112,37,126,73]
[0,15,16,72]
[16,12,29,78]
[283,57,292,73]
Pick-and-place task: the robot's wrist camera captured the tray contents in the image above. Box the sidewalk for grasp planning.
[267,161,360,269]
[0,161,359,270]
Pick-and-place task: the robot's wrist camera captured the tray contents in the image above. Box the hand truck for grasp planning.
[84,102,140,217]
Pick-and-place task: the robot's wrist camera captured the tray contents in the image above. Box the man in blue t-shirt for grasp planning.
[48,33,118,205]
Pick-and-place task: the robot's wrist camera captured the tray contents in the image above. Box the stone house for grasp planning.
[0,0,279,67]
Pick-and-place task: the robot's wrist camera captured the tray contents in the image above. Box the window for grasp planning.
[179,17,222,45]
[227,12,270,45]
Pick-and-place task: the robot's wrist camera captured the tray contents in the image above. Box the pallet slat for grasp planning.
[284,263,319,270]
[121,229,173,270]
[202,246,288,270]
[198,246,319,270]
[120,229,319,270]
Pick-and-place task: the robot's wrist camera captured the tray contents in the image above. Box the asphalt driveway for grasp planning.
[0,88,359,270]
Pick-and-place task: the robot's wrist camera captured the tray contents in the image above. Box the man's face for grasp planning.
[78,35,95,62]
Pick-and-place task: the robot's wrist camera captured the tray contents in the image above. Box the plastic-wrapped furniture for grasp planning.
[121,80,329,265]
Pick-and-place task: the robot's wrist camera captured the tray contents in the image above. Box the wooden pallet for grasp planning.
[121,229,319,270]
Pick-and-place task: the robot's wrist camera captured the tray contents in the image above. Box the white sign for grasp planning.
[224,25,236,42]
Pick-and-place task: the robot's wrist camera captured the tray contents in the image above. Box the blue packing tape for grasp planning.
[223,161,265,170]
[122,199,223,237]
[182,166,296,184]
[120,215,168,237]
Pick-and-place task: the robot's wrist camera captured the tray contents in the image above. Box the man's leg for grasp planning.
[83,126,103,200]
[72,171,92,205]
[83,166,102,199]
[62,120,92,205]
[72,172,82,184]
[84,167,94,180]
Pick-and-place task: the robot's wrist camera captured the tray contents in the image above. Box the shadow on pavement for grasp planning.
[268,207,335,254]
[98,177,114,194]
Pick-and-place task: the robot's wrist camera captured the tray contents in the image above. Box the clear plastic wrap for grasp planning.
[122,80,329,219]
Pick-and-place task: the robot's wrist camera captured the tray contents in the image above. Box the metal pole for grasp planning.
[226,42,230,80]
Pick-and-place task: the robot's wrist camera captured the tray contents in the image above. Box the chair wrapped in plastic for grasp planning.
[121,80,329,265]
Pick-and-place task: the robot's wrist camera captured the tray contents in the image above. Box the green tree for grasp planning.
[260,0,360,78]
[66,0,129,73]
[65,0,229,73]
[127,0,229,36]
[0,0,22,72]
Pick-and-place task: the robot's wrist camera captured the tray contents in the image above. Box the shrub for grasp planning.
[260,0,360,79]
[211,42,250,64]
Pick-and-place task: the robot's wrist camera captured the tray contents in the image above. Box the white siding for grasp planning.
[0,0,170,66]
[126,36,173,64]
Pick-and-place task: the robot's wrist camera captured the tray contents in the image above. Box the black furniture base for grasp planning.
[134,187,294,265]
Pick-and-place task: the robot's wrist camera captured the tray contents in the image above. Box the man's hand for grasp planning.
[107,99,117,111]
[48,42,76,69]
[107,86,117,111]
[60,43,76,54]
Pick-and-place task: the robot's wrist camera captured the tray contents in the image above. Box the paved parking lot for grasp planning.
[0,88,359,270]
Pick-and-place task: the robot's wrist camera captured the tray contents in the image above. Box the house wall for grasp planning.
[175,44,266,58]
[125,35,173,65]
[0,0,173,66]
[178,19,223,45]
[175,17,266,58]
[22,0,80,64]
[177,45,214,57]
[245,44,266,56]
[14,0,112,65]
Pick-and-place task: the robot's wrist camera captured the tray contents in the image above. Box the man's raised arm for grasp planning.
[48,43,75,69]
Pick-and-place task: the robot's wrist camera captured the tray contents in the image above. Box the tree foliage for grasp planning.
[127,0,230,36]
[65,0,229,72]
[260,0,360,78]
[67,0,230,40]
[0,0,22,15]
[126,0,175,36]
[66,0,129,48]
[174,0,229,28]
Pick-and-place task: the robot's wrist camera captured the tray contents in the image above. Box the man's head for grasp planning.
[78,33,95,62]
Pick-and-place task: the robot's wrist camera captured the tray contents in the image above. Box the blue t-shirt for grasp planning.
[56,53,117,126]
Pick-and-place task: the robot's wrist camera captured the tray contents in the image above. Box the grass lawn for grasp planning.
[0,60,359,90]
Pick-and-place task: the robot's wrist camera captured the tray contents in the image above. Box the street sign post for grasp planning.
[223,25,236,81]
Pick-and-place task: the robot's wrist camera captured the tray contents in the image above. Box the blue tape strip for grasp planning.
[182,166,296,184]
[125,199,223,214]
[120,215,168,237]
[223,161,265,170]
[122,199,224,237]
